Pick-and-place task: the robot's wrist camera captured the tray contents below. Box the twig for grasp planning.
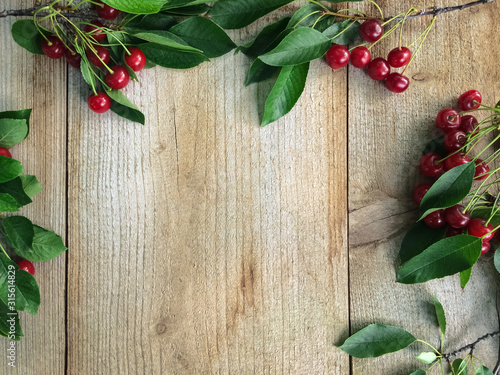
[443,330,500,360]
[493,293,500,375]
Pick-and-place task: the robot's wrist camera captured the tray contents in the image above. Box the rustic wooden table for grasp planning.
[1,1,499,374]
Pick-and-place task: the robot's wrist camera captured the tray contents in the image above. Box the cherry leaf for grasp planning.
[432,296,446,335]
[399,221,447,263]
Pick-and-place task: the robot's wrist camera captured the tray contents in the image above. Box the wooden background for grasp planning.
[1,0,500,373]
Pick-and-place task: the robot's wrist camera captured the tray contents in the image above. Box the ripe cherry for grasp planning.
[96,1,120,20]
[467,218,494,242]
[350,46,371,68]
[16,259,35,275]
[481,240,491,255]
[124,47,146,72]
[84,20,106,42]
[387,47,411,68]
[412,184,431,205]
[419,153,444,177]
[436,109,461,133]
[458,90,482,111]
[443,130,467,152]
[460,115,478,134]
[446,227,464,237]
[443,205,470,229]
[325,45,350,69]
[88,92,111,113]
[105,65,130,89]
[424,210,446,229]
[360,19,383,43]
[41,36,66,59]
[366,58,390,81]
[444,152,470,171]
[65,50,81,68]
[474,159,490,180]
[385,73,409,93]
[86,45,110,67]
[0,148,12,158]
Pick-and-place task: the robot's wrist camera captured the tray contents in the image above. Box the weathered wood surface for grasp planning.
[0,0,498,374]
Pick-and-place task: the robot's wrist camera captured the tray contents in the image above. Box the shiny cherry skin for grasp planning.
[419,153,444,177]
[444,130,467,152]
[443,204,470,229]
[458,90,482,111]
[325,45,350,69]
[474,159,490,180]
[467,218,494,242]
[412,184,431,205]
[446,227,464,237]
[360,19,383,42]
[88,92,111,113]
[367,58,390,81]
[16,259,35,275]
[65,50,81,68]
[350,46,371,68]
[41,36,66,59]
[386,73,409,93]
[444,152,470,171]
[387,47,411,68]
[86,45,110,67]
[436,109,461,133]
[481,240,491,255]
[124,47,146,72]
[105,65,130,89]
[0,147,12,158]
[424,210,446,229]
[96,1,120,20]
[460,115,478,134]
[84,20,106,42]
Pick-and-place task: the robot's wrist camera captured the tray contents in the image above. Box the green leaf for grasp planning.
[0,300,23,341]
[163,3,210,15]
[11,20,47,55]
[419,162,475,219]
[475,366,494,375]
[169,17,236,58]
[107,90,145,125]
[123,13,176,30]
[261,63,309,126]
[460,267,472,289]
[453,358,469,375]
[396,235,482,284]
[259,27,331,66]
[494,248,500,274]
[416,351,437,364]
[471,207,500,227]
[238,17,291,57]
[127,29,203,53]
[101,0,166,14]
[432,296,446,335]
[210,0,293,29]
[0,252,40,315]
[245,59,279,86]
[0,119,28,149]
[19,175,42,199]
[2,216,34,252]
[399,221,447,263]
[0,157,23,184]
[339,323,416,358]
[409,371,426,375]
[80,59,96,89]
[0,177,32,207]
[424,136,447,158]
[13,225,67,263]
[0,194,21,212]
[323,20,361,45]
[140,42,209,69]
[288,3,326,29]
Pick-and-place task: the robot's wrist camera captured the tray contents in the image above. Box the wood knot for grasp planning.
[155,323,167,335]
[412,73,429,82]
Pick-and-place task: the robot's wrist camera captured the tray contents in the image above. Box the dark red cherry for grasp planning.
[84,20,106,42]
[350,46,371,68]
[65,50,81,68]
[385,73,409,93]
[412,184,431,205]
[443,130,467,152]
[474,159,490,180]
[325,45,350,69]
[443,204,470,229]
[360,19,383,43]
[366,58,390,81]
[467,218,494,242]
[419,153,444,177]
[458,90,482,111]
[424,210,446,229]
[86,45,110,67]
[460,115,479,135]
[436,109,461,133]
[41,36,66,59]
[444,152,470,171]
[387,46,411,68]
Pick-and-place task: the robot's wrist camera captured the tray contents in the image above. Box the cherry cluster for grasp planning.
[38,1,147,114]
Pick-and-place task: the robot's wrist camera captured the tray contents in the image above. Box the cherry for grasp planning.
[412,184,431,205]
[360,19,383,43]
[96,1,120,20]
[366,58,390,81]
[474,159,490,180]
[436,109,461,133]
[84,20,106,42]
[443,130,467,152]
[424,210,446,229]
[446,227,464,237]
[16,259,35,275]
[385,73,409,93]
[444,152,470,171]
[467,218,494,242]
[481,240,491,255]
[458,90,482,111]
[86,45,110,67]
[325,45,350,69]
[65,50,81,68]
[105,65,130,90]
[41,36,66,59]
[124,47,146,72]
[88,92,111,113]
[350,46,371,68]
[443,204,470,229]
[387,47,411,68]
[0,147,12,158]
[419,153,444,177]
[460,115,479,134]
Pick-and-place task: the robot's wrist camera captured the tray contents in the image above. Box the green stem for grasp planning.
[328,19,357,41]
[0,243,11,259]
[366,0,384,19]
[293,10,321,29]
[402,16,436,76]
[416,339,441,355]
[305,0,328,11]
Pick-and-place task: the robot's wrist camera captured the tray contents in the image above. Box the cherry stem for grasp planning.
[416,339,441,356]
[305,0,328,11]
[0,243,11,259]
[366,0,384,19]
[293,10,321,29]
[328,20,357,41]
[402,16,436,76]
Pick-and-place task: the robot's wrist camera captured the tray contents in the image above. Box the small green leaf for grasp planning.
[432,296,446,335]
[322,20,361,45]
[127,29,203,53]
[0,193,21,212]
[238,17,291,57]
[416,351,437,364]
[0,119,28,149]
[2,216,35,252]
[399,221,447,263]
[140,42,209,69]
[0,157,23,184]
[80,59,96,89]
[0,300,23,341]
[11,20,47,55]
[13,225,67,263]
[101,0,166,14]
[261,63,309,126]
[107,90,145,125]
[19,175,42,199]
[397,235,482,284]
[0,177,32,207]
[339,323,416,358]
[460,267,472,289]
[453,358,469,375]
[475,366,494,375]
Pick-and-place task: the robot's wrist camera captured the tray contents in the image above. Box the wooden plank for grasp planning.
[348,0,500,373]
[67,8,349,374]
[0,1,67,373]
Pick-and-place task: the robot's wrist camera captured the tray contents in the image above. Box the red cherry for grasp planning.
[467,218,494,242]
[360,19,383,43]
[65,50,81,68]
[481,240,491,255]
[16,259,35,275]
[443,205,470,229]
[458,90,482,111]
[444,152,470,171]
[446,227,464,237]
[424,210,446,229]
[0,147,12,158]
[412,184,431,205]
[84,20,106,42]
[124,47,146,72]
[460,115,479,135]
[88,92,111,113]
[366,58,390,81]
[419,153,444,177]
[387,47,411,68]
[96,1,120,20]
[474,159,490,180]
[436,109,461,133]
[325,45,350,69]
[41,36,66,59]
[443,130,467,152]
[350,46,371,68]
[86,45,110,67]
[385,73,409,93]
[105,65,130,89]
